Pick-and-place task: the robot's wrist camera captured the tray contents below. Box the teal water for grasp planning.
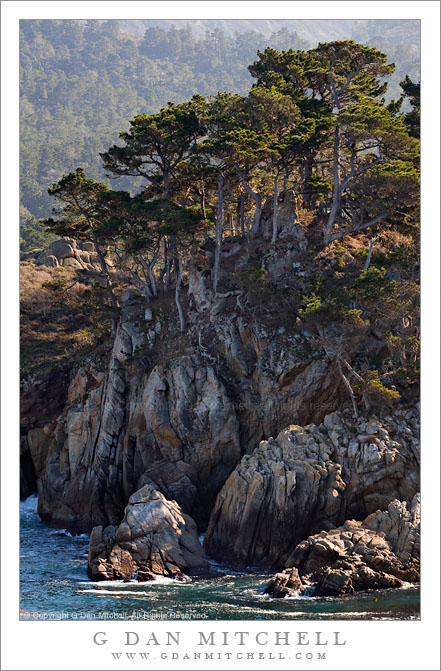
[20,496,420,621]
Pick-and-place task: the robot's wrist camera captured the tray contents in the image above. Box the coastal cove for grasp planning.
[20,497,419,621]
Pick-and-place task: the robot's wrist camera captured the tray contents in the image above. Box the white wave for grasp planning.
[20,495,38,512]
[79,575,179,587]
[49,529,73,537]
[78,580,138,586]
[78,589,156,597]
[147,575,182,585]
[399,581,418,589]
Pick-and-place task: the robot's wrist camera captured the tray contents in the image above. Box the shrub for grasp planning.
[358,369,400,412]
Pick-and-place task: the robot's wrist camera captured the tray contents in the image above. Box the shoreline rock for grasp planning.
[87,484,208,581]
[204,411,419,569]
[265,495,420,597]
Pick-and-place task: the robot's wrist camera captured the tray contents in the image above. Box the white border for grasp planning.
[1,3,440,670]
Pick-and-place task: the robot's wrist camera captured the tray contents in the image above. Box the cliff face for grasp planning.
[20,232,419,589]
[26,242,342,533]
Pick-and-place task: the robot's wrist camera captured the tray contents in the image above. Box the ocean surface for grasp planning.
[20,496,420,621]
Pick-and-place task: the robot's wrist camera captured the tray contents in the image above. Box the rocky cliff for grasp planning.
[23,234,347,533]
[204,409,419,569]
[265,494,420,597]
[20,231,420,589]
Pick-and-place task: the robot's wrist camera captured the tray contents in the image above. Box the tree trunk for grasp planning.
[148,262,158,297]
[165,256,172,292]
[328,211,392,244]
[200,182,207,218]
[175,254,185,333]
[92,232,118,308]
[213,174,225,294]
[337,356,358,419]
[250,192,262,237]
[302,154,314,208]
[158,238,167,289]
[271,172,279,246]
[236,170,262,238]
[163,170,170,199]
[92,230,119,333]
[364,237,376,271]
[139,255,158,298]
[325,124,341,243]
[245,214,252,238]
[237,192,246,237]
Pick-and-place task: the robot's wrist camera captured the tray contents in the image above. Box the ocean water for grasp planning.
[20,496,420,621]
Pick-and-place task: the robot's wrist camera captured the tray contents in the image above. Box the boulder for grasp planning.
[204,413,419,569]
[63,257,84,269]
[87,484,207,581]
[292,496,420,595]
[264,568,304,598]
[264,496,420,597]
[79,241,95,253]
[362,494,420,565]
[35,254,58,267]
[313,561,403,596]
[32,237,105,271]
[35,239,76,267]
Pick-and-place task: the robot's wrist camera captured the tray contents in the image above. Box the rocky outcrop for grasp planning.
[87,484,207,581]
[261,191,307,246]
[264,568,304,598]
[31,268,345,533]
[204,411,419,569]
[35,290,242,531]
[20,364,73,499]
[264,495,420,597]
[32,237,108,272]
[291,495,420,595]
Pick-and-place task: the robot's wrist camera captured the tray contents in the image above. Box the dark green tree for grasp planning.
[400,75,420,139]
[100,100,202,198]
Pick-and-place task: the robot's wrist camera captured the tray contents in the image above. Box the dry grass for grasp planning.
[20,262,112,382]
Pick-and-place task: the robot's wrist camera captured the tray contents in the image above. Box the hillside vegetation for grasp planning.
[21,38,420,416]
[20,19,419,248]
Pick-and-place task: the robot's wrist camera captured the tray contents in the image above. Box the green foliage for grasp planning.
[352,266,397,301]
[353,248,368,260]
[358,369,400,407]
[300,292,321,314]
[19,20,313,220]
[307,270,322,294]
[40,168,109,239]
[100,100,201,195]
[305,174,331,193]
[394,363,419,388]
[400,75,420,138]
